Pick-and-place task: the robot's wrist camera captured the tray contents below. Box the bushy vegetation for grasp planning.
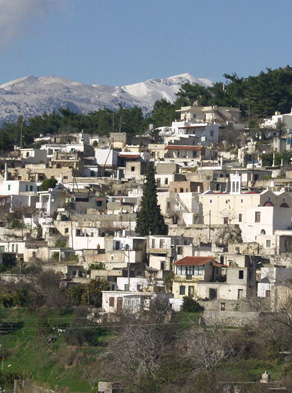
[182,296,204,313]
[1,301,292,392]
[39,178,57,191]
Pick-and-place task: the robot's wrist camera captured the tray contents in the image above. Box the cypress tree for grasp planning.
[136,163,168,236]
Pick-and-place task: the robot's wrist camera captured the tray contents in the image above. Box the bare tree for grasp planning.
[179,325,235,378]
[102,315,174,393]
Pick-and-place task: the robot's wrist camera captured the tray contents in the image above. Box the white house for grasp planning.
[159,120,219,147]
[258,266,292,298]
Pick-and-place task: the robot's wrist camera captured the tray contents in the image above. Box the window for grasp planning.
[7,185,10,191]
[177,266,186,275]
[238,213,242,222]
[177,246,183,255]
[160,239,165,248]
[164,178,168,185]
[210,130,214,137]
[30,186,33,191]
[255,212,261,223]
[241,199,243,204]
[209,199,213,204]
[167,202,171,210]
[64,228,69,234]
[221,302,225,311]
[283,197,286,203]
[25,185,28,192]
[131,166,135,172]
[160,261,165,270]
[239,270,244,279]
[124,284,129,291]
[266,240,271,247]
[109,297,115,307]
[179,285,185,295]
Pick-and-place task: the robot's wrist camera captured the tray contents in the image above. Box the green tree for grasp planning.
[39,178,57,191]
[176,82,212,107]
[150,99,177,128]
[136,163,167,236]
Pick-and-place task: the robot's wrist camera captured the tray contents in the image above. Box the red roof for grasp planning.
[263,201,274,207]
[173,256,215,266]
[212,262,228,268]
[165,145,203,151]
[118,153,140,159]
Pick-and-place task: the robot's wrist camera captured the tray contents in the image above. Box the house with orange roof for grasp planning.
[172,256,226,299]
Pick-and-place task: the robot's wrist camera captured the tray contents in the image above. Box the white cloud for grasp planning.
[0,0,62,48]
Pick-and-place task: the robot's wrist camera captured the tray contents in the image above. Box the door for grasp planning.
[188,286,194,297]
[237,289,243,299]
[117,297,123,312]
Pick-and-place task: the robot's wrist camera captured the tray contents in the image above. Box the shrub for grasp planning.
[39,178,57,191]
[182,296,204,313]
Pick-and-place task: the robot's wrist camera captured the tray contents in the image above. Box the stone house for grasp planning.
[172,256,223,299]
[124,159,147,181]
[147,235,194,280]
[197,254,257,300]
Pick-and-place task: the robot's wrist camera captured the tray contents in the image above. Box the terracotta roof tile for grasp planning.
[165,145,203,151]
[173,256,215,266]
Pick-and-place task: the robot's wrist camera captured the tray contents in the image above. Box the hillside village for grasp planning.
[0,95,292,393]
[0,101,292,322]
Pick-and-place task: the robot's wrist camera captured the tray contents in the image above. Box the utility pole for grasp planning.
[208,210,211,241]
[20,118,23,148]
[126,247,131,291]
[112,113,115,133]
[119,115,122,133]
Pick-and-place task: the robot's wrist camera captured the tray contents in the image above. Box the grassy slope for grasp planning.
[0,308,289,392]
[0,308,108,392]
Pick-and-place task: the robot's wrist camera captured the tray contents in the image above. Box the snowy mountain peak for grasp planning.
[0,73,213,124]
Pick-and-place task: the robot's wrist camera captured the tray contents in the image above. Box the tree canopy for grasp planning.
[135,163,168,236]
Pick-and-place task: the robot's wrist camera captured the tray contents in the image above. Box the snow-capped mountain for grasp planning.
[0,73,213,123]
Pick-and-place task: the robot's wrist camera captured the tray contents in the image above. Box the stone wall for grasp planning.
[203,310,259,327]
[202,298,260,327]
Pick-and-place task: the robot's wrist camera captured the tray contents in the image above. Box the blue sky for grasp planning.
[1,0,292,87]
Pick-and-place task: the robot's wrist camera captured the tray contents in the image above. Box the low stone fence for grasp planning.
[203,310,259,327]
